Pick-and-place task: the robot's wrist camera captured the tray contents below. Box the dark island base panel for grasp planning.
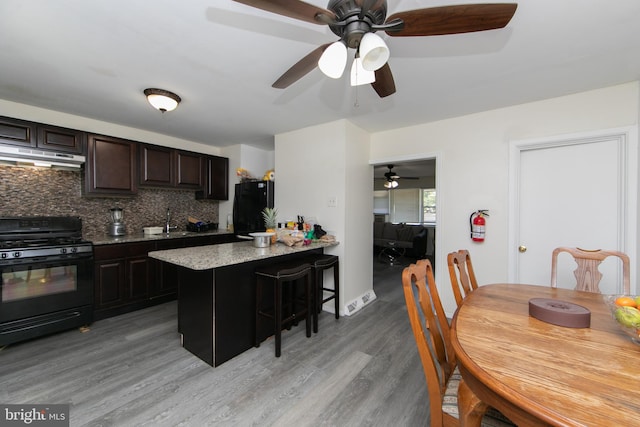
[177,248,323,367]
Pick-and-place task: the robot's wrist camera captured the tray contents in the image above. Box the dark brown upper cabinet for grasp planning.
[139,145,203,190]
[37,124,86,154]
[196,155,229,200]
[139,144,174,187]
[85,134,137,196]
[0,116,85,154]
[0,116,36,147]
[175,150,203,189]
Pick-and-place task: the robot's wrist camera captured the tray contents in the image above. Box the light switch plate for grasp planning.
[327,196,337,207]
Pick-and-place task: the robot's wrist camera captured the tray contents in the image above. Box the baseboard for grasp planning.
[342,289,377,316]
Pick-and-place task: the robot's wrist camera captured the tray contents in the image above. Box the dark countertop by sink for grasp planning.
[86,229,235,246]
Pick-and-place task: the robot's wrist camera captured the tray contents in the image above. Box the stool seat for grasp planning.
[255,262,311,280]
[255,261,313,357]
[303,254,340,333]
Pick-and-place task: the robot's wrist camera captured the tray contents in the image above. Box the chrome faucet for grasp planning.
[165,208,177,233]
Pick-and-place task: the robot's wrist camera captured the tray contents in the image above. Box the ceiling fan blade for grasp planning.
[272,43,331,89]
[371,63,396,98]
[233,0,336,25]
[385,3,518,37]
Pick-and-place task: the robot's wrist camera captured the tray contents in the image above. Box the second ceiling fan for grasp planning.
[233,0,518,97]
[380,164,419,188]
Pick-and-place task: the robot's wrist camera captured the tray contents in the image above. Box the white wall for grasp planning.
[345,120,375,312]
[275,120,374,315]
[371,82,640,315]
[219,144,275,231]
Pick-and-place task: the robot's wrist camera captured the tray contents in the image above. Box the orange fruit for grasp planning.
[615,296,637,307]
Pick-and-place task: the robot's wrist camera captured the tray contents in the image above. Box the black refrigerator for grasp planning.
[233,181,274,236]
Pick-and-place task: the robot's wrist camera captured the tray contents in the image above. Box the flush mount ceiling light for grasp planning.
[144,88,181,113]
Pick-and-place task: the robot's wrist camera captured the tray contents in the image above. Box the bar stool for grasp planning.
[255,262,313,357]
[305,254,339,333]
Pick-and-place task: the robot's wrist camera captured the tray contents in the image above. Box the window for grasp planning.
[387,188,436,224]
[423,189,436,223]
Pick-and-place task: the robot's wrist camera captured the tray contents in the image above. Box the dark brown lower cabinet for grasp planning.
[93,234,237,320]
[93,242,154,320]
[151,239,185,299]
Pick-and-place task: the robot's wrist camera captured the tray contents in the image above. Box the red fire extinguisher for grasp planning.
[470,210,489,242]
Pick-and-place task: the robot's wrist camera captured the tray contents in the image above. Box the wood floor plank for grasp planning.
[272,350,372,426]
[0,259,430,426]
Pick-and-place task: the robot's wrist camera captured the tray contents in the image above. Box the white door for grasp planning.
[508,128,637,294]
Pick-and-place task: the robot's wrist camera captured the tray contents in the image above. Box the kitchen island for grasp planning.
[148,240,338,366]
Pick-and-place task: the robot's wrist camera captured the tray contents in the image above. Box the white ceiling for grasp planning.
[1,1,639,152]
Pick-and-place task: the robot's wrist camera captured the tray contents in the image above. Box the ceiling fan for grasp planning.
[232,0,518,97]
[378,164,419,188]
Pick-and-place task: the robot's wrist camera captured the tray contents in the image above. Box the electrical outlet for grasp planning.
[327,196,337,208]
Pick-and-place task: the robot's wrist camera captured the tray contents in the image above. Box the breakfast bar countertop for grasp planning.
[148,240,338,270]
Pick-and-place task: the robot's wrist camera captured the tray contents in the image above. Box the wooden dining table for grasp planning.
[451,283,640,427]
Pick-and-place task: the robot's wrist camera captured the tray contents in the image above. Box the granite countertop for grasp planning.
[148,240,338,270]
[86,229,235,246]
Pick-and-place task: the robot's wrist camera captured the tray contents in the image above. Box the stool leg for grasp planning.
[287,281,294,329]
[312,268,319,333]
[275,280,282,357]
[317,268,324,315]
[305,273,312,338]
[255,277,262,348]
[334,260,340,319]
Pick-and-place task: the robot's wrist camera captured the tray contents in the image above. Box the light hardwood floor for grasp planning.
[0,259,429,426]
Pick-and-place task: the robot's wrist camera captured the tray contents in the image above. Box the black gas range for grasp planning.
[0,216,94,346]
[0,216,92,262]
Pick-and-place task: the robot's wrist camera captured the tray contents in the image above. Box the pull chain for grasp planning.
[353,54,360,108]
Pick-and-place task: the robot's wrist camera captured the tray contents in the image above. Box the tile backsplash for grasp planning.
[0,165,220,238]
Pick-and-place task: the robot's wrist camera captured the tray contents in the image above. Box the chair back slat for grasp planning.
[550,247,630,294]
[447,250,479,308]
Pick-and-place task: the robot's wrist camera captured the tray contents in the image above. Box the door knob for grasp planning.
[518,245,527,253]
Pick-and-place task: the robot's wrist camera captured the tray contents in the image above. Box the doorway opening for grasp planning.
[372,158,438,287]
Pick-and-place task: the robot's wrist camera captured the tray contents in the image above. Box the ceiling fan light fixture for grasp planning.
[359,32,389,71]
[384,180,399,189]
[318,40,347,79]
[350,56,375,86]
[144,88,181,113]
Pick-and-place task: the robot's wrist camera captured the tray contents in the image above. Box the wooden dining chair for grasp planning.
[550,247,630,294]
[402,259,514,427]
[447,249,479,308]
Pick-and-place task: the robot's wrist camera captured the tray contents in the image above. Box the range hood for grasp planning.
[0,145,85,169]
